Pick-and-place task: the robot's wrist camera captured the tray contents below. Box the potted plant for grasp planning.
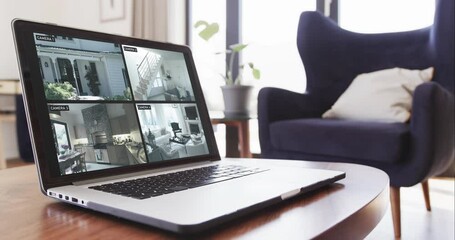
[194,21,260,117]
[43,82,77,100]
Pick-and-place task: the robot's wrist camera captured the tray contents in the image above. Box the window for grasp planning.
[38,57,44,80]
[189,1,315,111]
[122,68,130,88]
[153,72,163,88]
[57,58,77,90]
[51,120,71,155]
[74,61,83,94]
[189,0,226,111]
[242,0,316,94]
[140,105,158,127]
[339,0,435,33]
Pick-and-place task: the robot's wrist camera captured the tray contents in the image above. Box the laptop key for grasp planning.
[187,176,233,188]
[167,186,189,191]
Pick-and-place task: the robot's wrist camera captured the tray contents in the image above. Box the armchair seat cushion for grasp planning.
[269,119,410,163]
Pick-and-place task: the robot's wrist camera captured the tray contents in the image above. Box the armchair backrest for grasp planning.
[430,0,454,93]
[171,122,181,131]
[297,0,454,108]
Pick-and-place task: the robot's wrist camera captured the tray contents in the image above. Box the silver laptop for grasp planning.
[12,19,345,234]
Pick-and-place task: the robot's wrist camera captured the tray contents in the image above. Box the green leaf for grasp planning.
[194,20,208,28]
[194,21,219,41]
[225,76,234,85]
[230,43,248,52]
[252,68,261,79]
[219,73,227,81]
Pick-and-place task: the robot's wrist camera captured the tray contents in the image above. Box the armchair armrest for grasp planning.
[403,82,454,186]
[258,87,323,123]
[258,87,324,155]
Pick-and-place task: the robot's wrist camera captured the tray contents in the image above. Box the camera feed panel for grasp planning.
[48,103,146,175]
[34,33,133,101]
[136,103,209,163]
[122,45,195,101]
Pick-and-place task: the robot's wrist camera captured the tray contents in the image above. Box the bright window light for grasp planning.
[339,0,435,33]
[242,0,316,93]
[190,0,226,111]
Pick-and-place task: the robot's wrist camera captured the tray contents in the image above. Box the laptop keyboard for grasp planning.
[88,165,267,200]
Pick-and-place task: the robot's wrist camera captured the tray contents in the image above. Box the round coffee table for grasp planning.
[0,159,389,239]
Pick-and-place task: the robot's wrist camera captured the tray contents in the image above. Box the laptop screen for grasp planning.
[31,32,213,176]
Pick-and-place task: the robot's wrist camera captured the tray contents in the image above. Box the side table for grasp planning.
[0,79,21,168]
[0,113,16,169]
[210,114,252,158]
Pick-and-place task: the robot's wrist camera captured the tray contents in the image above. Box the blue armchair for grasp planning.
[258,0,454,237]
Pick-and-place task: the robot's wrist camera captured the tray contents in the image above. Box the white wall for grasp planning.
[165,59,193,94]
[0,0,133,79]
[106,104,126,118]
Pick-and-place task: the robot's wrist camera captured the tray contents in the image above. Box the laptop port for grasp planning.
[58,194,63,198]
[71,197,78,203]
[65,196,69,201]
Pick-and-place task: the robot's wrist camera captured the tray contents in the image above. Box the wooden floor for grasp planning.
[3,159,454,239]
[366,177,454,239]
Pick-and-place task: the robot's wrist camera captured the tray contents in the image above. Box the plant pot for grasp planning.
[221,85,253,118]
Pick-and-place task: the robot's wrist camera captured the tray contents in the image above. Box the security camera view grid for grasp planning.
[122,45,195,101]
[136,103,208,163]
[34,33,209,176]
[34,33,132,101]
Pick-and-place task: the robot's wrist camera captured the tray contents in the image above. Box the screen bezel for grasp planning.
[12,19,220,190]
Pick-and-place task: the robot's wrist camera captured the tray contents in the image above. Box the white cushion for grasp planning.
[177,86,187,98]
[322,67,434,122]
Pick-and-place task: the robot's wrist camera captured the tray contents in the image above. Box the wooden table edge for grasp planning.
[315,180,389,239]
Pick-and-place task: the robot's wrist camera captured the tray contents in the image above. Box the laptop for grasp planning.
[12,19,345,234]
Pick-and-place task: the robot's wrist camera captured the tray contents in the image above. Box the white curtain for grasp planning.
[132,0,168,41]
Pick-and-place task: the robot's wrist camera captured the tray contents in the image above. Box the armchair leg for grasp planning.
[390,186,401,238]
[421,180,432,211]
